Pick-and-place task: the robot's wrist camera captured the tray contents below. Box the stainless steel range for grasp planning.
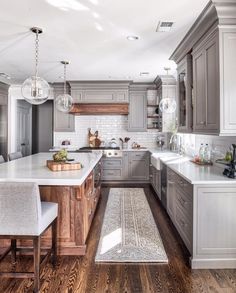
[78,147,122,158]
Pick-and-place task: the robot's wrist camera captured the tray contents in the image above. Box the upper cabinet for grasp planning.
[170,0,236,136]
[53,83,75,132]
[128,90,147,132]
[192,30,219,134]
[69,81,129,104]
[177,54,193,133]
[155,75,177,133]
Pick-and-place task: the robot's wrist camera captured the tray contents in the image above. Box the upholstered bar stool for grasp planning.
[0,182,58,293]
[0,155,5,164]
[8,151,23,161]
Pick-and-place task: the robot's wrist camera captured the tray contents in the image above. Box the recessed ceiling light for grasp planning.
[140,72,149,76]
[127,35,139,41]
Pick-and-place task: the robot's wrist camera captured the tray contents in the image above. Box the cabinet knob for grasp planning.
[200,121,206,125]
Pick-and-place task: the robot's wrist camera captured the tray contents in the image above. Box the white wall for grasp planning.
[54,115,167,149]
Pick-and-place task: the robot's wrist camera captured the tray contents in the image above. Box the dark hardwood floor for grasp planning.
[1,185,236,292]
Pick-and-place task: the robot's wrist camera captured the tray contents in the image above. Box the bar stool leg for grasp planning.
[51,219,57,268]
[11,239,16,263]
[33,237,40,293]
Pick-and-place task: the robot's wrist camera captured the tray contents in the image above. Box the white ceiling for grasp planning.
[0,0,209,84]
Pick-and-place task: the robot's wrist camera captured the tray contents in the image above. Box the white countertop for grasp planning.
[150,151,236,185]
[0,152,102,186]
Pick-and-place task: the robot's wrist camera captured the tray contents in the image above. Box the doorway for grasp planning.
[16,100,32,156]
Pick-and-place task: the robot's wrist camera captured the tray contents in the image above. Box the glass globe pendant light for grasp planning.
[21,27,50,105]
[55,61,73,113]
[159,67,177,114]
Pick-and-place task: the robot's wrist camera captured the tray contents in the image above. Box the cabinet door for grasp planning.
[128,92,147,132]
[193,32,219,134]
[205,36,219,132]
[71,89,129,103]
[177,54,193,133]
[128,152,149,180]
[193,49,206,131]
[53,84,75,132]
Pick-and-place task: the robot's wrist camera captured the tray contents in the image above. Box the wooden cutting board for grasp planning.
[47,160,82,172]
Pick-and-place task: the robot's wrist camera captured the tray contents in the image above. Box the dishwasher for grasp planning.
[160,163,167,210]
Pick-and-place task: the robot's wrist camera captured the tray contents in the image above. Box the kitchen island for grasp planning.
[0,152,102,255]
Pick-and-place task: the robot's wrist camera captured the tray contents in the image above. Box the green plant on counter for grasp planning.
[53,149,68,162]
[225,151,233,162]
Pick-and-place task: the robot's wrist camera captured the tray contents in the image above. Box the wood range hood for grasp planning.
[70,103,129,115]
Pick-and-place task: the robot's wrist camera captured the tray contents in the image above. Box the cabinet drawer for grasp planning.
[175,203,192,252]
[102,169,122,180]
[175,188,193,222]
[102,158,122,169]
[167,168,178,181]
[129,152,148,160]
[176,175,193,195]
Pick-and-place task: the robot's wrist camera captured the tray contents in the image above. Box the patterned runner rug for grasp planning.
[95,188,168,263]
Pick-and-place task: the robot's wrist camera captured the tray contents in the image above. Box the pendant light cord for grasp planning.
[64,63,66,95]
[35,29,39,78]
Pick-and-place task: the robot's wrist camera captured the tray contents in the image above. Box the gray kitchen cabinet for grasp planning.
[69,81,129,104]
[101,157,123,181]
[166,167,193,253]
[177,54,193,133]
[128,91,147,132]
[101,151,149,182]
[171,1,236,136]
[155,75,177,132]
[53,83,75,132]
[128,151,149,181]
[192,31,219,134]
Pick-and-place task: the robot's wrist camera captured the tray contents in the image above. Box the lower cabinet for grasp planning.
[128,151,150,181]
[167,167,193,253]
[150,166,161,200]
[101,151,149,182]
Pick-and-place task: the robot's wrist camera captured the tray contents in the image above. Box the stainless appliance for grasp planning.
[94,160,102,189]
[161,163,167,209]
[78,147,122,158]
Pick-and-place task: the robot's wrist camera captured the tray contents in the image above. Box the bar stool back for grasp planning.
[0,155,5,164]
[0,182,58,293]
[8,152,23,161]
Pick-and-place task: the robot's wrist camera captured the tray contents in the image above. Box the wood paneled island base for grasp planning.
[0,169,101,256]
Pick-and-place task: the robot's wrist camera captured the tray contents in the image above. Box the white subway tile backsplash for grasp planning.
[54,115,167,149]
[179,133,236,160]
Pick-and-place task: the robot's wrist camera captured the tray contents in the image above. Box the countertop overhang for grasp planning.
[0,152,103,186]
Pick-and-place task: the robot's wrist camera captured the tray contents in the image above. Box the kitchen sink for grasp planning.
[151,152,182,170]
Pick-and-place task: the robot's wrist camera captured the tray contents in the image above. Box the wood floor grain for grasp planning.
[1,185,236,293]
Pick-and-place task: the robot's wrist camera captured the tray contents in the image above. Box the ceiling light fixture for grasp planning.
[127,35,139,41]
[140,72,149,76]
[55,61,73,113]
[159,67,177,114]
[21,27,50,105]
[0,73,11,80]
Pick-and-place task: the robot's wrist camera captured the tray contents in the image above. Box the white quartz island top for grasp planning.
[0,152,102,186]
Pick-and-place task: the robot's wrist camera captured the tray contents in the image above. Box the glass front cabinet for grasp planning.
[177,54,193,133]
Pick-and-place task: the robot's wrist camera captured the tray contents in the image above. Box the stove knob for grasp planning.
[115,152,117,156]
[108,152,111,156]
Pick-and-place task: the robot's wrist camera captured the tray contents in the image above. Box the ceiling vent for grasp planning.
[156,21,174,32]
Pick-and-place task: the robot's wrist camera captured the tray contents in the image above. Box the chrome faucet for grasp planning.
[169,133,183,154]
